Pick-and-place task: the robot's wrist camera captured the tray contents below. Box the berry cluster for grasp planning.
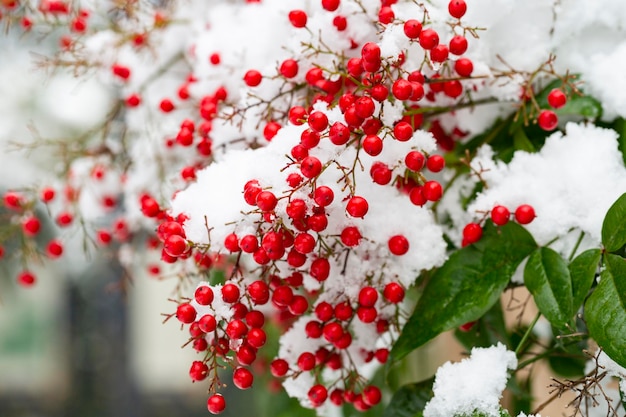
[461,203,536,246]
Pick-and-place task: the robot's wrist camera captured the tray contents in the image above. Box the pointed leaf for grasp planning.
[524,247,573,328]
[391,222,537,361]
[569,249,601,311]
[602,192,626,252]
[382,377,434,417]
[585,254,626,368]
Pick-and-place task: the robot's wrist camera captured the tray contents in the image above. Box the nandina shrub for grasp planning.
[1,1,626,416]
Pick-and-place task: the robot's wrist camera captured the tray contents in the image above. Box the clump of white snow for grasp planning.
[423,343,517,417]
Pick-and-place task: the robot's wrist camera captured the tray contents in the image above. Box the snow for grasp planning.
[423,343,518,417]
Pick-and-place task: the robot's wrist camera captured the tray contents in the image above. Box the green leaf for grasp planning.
[555,95,603,119]
[585,254,626,368]
[524,247,574,328]
[602,192,626,252]
[382,377,434,417]
[569,249,601,311]
[391,222,537,361]
[454,300,509,350]
[512,127,535,153]
[614,118,626,166]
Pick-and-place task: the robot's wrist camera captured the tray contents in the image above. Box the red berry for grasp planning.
[310,257,331,281]
[314,186,334,207]
[430,44,449,63]
[195,286,214,305]
[333,15,347,31]
[362,134,383,156]
[383,282,405,303]
[222,283,241,303]
[515,204,536,224]
[423,180,443,201]
[346,196,369,218]
[462,223,483,245]
[363,385,382,406]
[323,322,343,342]
[419,29,439,50]
[491,205,510,226]
[405,150,426,171]
[297,352,316,371]
[354,96,375,119]
[378,6,395,24]
[315,301,334,321]
[176,303,197,323]
[370,162,392,185]
[358,286,378,307]
[357,306,377,323]
[449,35,468,55]
[340,226,362,247]
[46,240,64,258]
[198,314,217,333]
[256,191,278,212]
[361,42,381,63]
[159,99,174,112]
[388,235,409,255]
[300,156,323,178]
[393,121,413,141]
[308,384,328,407]
[207,394,226,415]
[279,59,299,78]
[226,318,248,339]
[537,110,558,131]
[243,69,262,87]
[329,122,351,145]
[305,320,323,338]
[426,154,445,172]
[41,187,55,202]
[17,271,36,287]
[263,121,282,141]
[248,280,270,304]
[547,88,567,109]
[289,106,307,125]
[288,9,307,27]
[455,58,473,77]
[233,367,254,389]
[308,111,329,132]
[22,216,41,236]
[448,0,467,18]
[189,361,209,381]
[164,235,187,256]
[321,0,340,11]
[409,186,427,206]
[403,19,422,39]
[392,79,413,100]
[270,358,289,377]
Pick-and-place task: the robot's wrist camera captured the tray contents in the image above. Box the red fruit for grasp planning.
[329,122,351,145]
[308,111,329,132]
[515,204,536,224]
[176,303,197,324]
[361,42,381,63]
[22,216,41,236]
[226,319,248,339]
[362,134,383,156]
[4,191,23,209]
[419,29,439,50]
[279,59,299,78]
[423,180,443,201]
[449,35,468,55]
[263,121,282,141]
[547,88,567,109]
[323,322,343,342]
[409,186,427,206]
[17,271,36,287]
[313,186,333,207]
[357,306,377,323]
[300,156,323,178]
[358,286,378,307]
[462,223,483,245]
[455,58,474,77]
[308,384,328,407]
[459,321,477,332]
[405,150,426,171]
[288,295,309,315]
[310,257,331,281]
[189,361,209,381]
[294,232,316,254]
[233,367,254,389]
[40,187,55,202]
[112,64,131,80]
[393,121,413,141]
[288,9,307,27]
[392,79,413,100]
[248,280,270,304]
[270,359,289,377]
[46,240,64,258]
[198,314,217,333]
[370,162,392,185]
[159,99,174,112]
[491,205,511,226]
[346,196,368,218]
[340,226,362,247]
[289,106,307,125]
[333,15,347,30]
[305,320,323,338]
[403,19,422,39]
[222,283,241,303]
[388,235,409,255]
[426,154,445,172]
[383,282,405,303]
[430,44,449,63]
[537,110,558,131]
[378,6,394,24]
[243,69,262,87]
[297,352,316,371]
[354,96,375,119]
[448,0,467,18]
[256,191,278,212]
[334,301,353,321]
[321,0,340,11]
[315,302,334,321]
[195,286,214,305]
[207,394,226,415]
[363,385,382,406]
[163,235,187,256]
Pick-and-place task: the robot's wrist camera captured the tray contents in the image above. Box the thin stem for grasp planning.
[568,231,585,261]
[514,311,541,355]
